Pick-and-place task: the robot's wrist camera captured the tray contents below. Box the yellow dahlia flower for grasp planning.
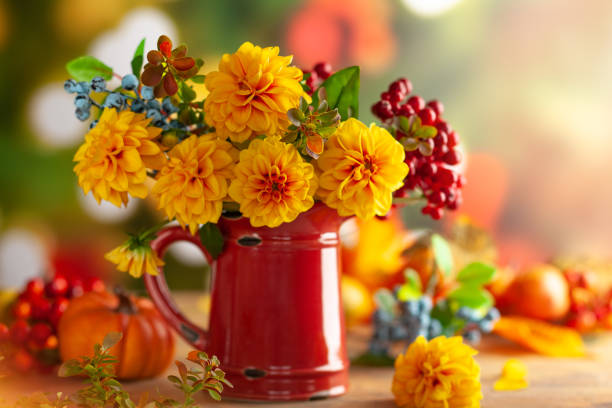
[316,118,408,219]
[204,42,304,143]
[392,336,482,408]
[152,134,236,235]
[73,108,166,207]
[228,137,317,228]
[105,242,164,278]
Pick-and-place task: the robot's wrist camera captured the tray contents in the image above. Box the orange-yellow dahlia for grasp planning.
[392,336,482,408]
[204,42,304,143]
[105,241,164,278]
[228,137,317,228]
[316,118,408,219]
[151,134,236,235]
[74,108,166,207]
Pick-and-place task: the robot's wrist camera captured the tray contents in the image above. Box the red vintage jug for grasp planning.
[144,203,349,401]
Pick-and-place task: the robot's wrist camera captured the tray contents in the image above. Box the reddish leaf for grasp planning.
[176,65,198,79]
[146,50,163,66]
[175,360,188,381]
[141,64,164,86]
[157,35,172,51]
[154,82,168,98]
[172,57,195,71]
[172,45,187,59]
[163,74,178,96]
[187,350,200,363]
[159,42,172,58]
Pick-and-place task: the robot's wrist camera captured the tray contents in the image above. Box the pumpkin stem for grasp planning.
[114,286,137,314]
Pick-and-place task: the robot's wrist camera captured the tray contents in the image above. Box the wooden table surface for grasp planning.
[2,293,612,407]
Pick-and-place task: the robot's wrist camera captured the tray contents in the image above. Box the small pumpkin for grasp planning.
[58,288,175,379]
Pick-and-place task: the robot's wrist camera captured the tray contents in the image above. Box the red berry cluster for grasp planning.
[0,275,105,373]
[371,78,465,220]
[564,269,612,332]
[303,62,333,95]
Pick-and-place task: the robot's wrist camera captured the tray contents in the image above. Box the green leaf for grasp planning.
[373,288,396,318]
[398,115,411,132]
[180,81,196,103]
[130,38,145,78]
[199,223,224,260]
[207,389,221,401]
[351,352,395,366]
[396,268,422,301]
[448,285,493,310]
[457,262,496,286]
[315,66,360,120]
[416,125,437,139]
[431,233,453,276]
[102,332,123,350]
[66,56,113,81]
[190,74,206,83]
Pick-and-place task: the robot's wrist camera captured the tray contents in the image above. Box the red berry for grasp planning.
[447,191,462,210]
[0,323,9,342]
[45,276,68,297]
[85,277,106,293]
[49,297,70,328]
[407,95,425,112]
[444,149,462,165]
[429,190,446,205]
[30,297,51,321]
[419,162,437,177]
[436,167,457,187]
[68,279,84,298]
[433,131,448,147]
[418,107,437,125]
[398,78,412,95]
[430,207,443,220]
[29,322,53,348]
[11,348,34,372]
[389,81,407,98]
[447,130,459,147]
[434,144,449,159]
[25,278,45,298]
[436,121,451,135]
[313,62,332,80]
[13,299,32,319]
[397,104,415,118]
[44,334,58,350]
[380,91,392,101]
[389,91,403,104]
[426,100,444,117]
[373,100,394,120]
[10,320,30,343]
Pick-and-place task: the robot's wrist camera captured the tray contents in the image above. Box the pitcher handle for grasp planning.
[144,226,212,350]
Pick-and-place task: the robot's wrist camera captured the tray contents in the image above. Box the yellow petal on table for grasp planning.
[494,359,529,391]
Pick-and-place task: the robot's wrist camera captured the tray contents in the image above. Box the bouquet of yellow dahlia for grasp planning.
[66,36,462,278]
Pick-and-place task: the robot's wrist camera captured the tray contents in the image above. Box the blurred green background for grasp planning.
[1,0,612,290]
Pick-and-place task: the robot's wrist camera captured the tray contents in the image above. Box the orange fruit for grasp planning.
[503,263,570,321]
[341,275,374,327]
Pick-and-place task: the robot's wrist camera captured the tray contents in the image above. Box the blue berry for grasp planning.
[478,319,495,333]
[90,77,106,93]
[64,79,78,93]
[418,313,430,328]
[74,94,90,110]
[368,340,389,356]
[121,74,139,91]
[418,296,433,314]
[427,318,443,339]
[75,108,90,121]
[373,325,391,342]
[89,120,98,129]
[390,325,409,341]
[104,93,125,109]
[147,100,161,111]
[146,109,162,122]
[141,86,155,100]
[401,300,420,317]
[130,99,145,113]
[162,97,179,114]
[462,329,481,344]
[76,81,90,94]
[372,310,393,325]
[168,119,184,129]
[456,306,479,322]
[153,120,168,130]
[484,307,500,322]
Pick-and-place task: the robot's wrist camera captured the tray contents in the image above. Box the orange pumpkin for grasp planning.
[58,289,175,379]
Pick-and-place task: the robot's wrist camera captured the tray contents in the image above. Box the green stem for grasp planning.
[392,195,426,206]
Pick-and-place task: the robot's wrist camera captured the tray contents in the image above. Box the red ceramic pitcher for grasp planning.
[144,203,349,401]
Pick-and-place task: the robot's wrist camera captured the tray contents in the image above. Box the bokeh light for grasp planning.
[77,187,138,224]
[401,0,464,17]
[0,228,48,289]
[27,83,87,148]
